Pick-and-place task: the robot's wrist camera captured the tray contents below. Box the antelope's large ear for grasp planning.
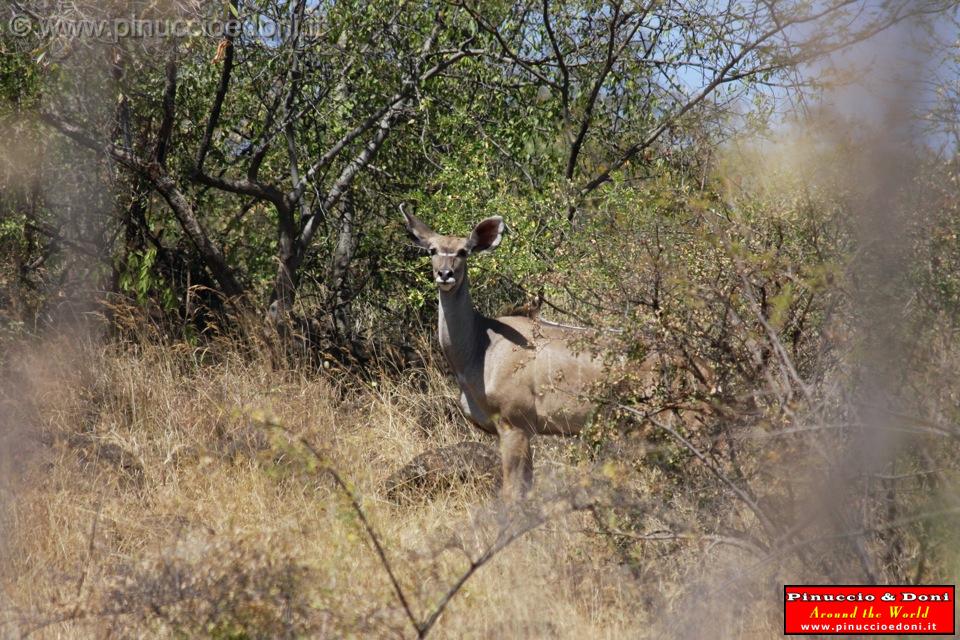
[401,206,436,250]
[467,216,504,253]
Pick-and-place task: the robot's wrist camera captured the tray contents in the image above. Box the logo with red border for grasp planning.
[784,585,955,635]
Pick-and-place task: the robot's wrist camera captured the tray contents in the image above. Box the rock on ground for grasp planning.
[384,441,500,502]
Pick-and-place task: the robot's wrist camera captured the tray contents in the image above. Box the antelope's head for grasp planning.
[402,209,504,293]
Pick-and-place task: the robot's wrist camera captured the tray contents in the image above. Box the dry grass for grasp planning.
[1,333,705,639]
[5,314,958,640]
[2,316,956,639]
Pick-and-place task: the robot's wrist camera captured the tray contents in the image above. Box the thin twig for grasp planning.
[579,527,766,555]
[617,403,779,536]
[73,496,102,599]
[418,499,589,637]
[257,419,421,635]
[712,506,960,594]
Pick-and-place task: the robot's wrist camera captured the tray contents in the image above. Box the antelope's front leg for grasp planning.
[498,423,533,501]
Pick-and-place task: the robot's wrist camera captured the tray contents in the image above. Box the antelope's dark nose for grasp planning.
[436,269,454,282]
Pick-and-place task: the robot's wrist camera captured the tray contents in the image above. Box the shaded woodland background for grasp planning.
[2,0,960,637]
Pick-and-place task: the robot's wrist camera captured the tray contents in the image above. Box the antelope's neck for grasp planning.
[438,273,482,374]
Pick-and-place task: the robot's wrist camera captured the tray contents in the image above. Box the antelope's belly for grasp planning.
[483,342,600,435]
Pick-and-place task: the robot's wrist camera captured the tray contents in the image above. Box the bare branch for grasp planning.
[39,112,245,298]
[257,419,421,636]
[193,1,238,174]
[617,403,779,535]
[153,58,177,165]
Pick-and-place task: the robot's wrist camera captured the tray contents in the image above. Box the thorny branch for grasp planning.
[259,416,594,639]
[257,419,420,634]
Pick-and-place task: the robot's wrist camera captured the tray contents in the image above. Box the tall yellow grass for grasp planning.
[3,332,719,638]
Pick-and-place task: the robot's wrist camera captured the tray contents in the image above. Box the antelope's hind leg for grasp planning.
[498,423,533,501]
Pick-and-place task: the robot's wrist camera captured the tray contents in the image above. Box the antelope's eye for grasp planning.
[429,247,438,256]
[456,248,468,258]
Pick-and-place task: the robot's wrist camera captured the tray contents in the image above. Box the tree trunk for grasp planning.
[329,189,357,340]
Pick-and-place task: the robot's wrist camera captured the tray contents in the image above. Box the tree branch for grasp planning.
[192,1,237,174]
[39,112,245,298]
